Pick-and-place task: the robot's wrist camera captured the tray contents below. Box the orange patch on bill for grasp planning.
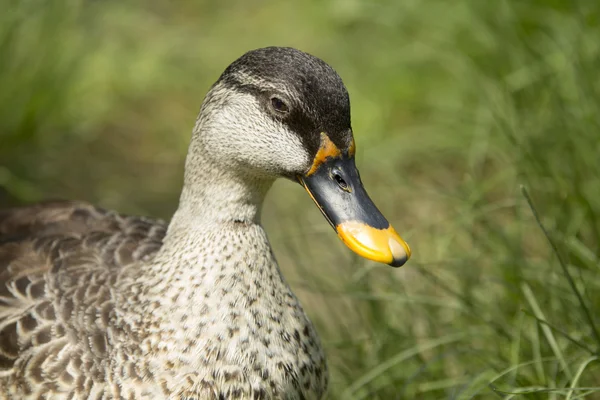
[348,138,356,156]
[306,133,342,176]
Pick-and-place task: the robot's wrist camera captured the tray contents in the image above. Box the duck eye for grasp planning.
[270,97,289,114]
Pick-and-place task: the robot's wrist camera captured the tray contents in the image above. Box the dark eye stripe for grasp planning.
[219,80,350,160]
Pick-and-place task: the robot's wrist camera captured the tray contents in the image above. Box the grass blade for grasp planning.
[521,186,600,350]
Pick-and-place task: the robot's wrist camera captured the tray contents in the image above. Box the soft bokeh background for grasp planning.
[2,0,600,398]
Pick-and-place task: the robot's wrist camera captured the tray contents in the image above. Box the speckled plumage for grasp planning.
[0,47,354,399]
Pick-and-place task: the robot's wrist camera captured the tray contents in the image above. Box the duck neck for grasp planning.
[133,135,307,353]
[143,133,281,297]
[119,114,325,395]
[171,139,274,228]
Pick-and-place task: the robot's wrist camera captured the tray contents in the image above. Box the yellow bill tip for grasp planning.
[387,237,410,267]
[337,221,411,267]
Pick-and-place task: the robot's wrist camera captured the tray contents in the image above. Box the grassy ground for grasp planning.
[1,0,599,398]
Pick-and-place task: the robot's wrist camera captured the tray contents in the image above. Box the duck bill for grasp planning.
[298,155,411,267]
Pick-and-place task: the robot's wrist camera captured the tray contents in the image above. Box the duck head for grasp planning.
[193,47,411,267]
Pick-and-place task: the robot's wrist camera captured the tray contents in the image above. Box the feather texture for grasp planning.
[0,201,166,398]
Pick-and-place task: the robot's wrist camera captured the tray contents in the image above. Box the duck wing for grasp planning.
[0,200,166,387]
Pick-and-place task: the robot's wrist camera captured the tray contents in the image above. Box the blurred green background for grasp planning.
[1,0,600,398]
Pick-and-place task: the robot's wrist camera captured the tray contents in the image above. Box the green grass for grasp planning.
[1,0,599,398]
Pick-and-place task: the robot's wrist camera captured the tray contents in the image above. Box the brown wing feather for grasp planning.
[0,200,167,382]
[0,200,115,238]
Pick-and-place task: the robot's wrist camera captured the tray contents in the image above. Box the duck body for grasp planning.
[0,47,410,399]
[0,200,326,399]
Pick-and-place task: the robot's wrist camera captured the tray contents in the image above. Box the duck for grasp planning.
[0,47,411,399]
